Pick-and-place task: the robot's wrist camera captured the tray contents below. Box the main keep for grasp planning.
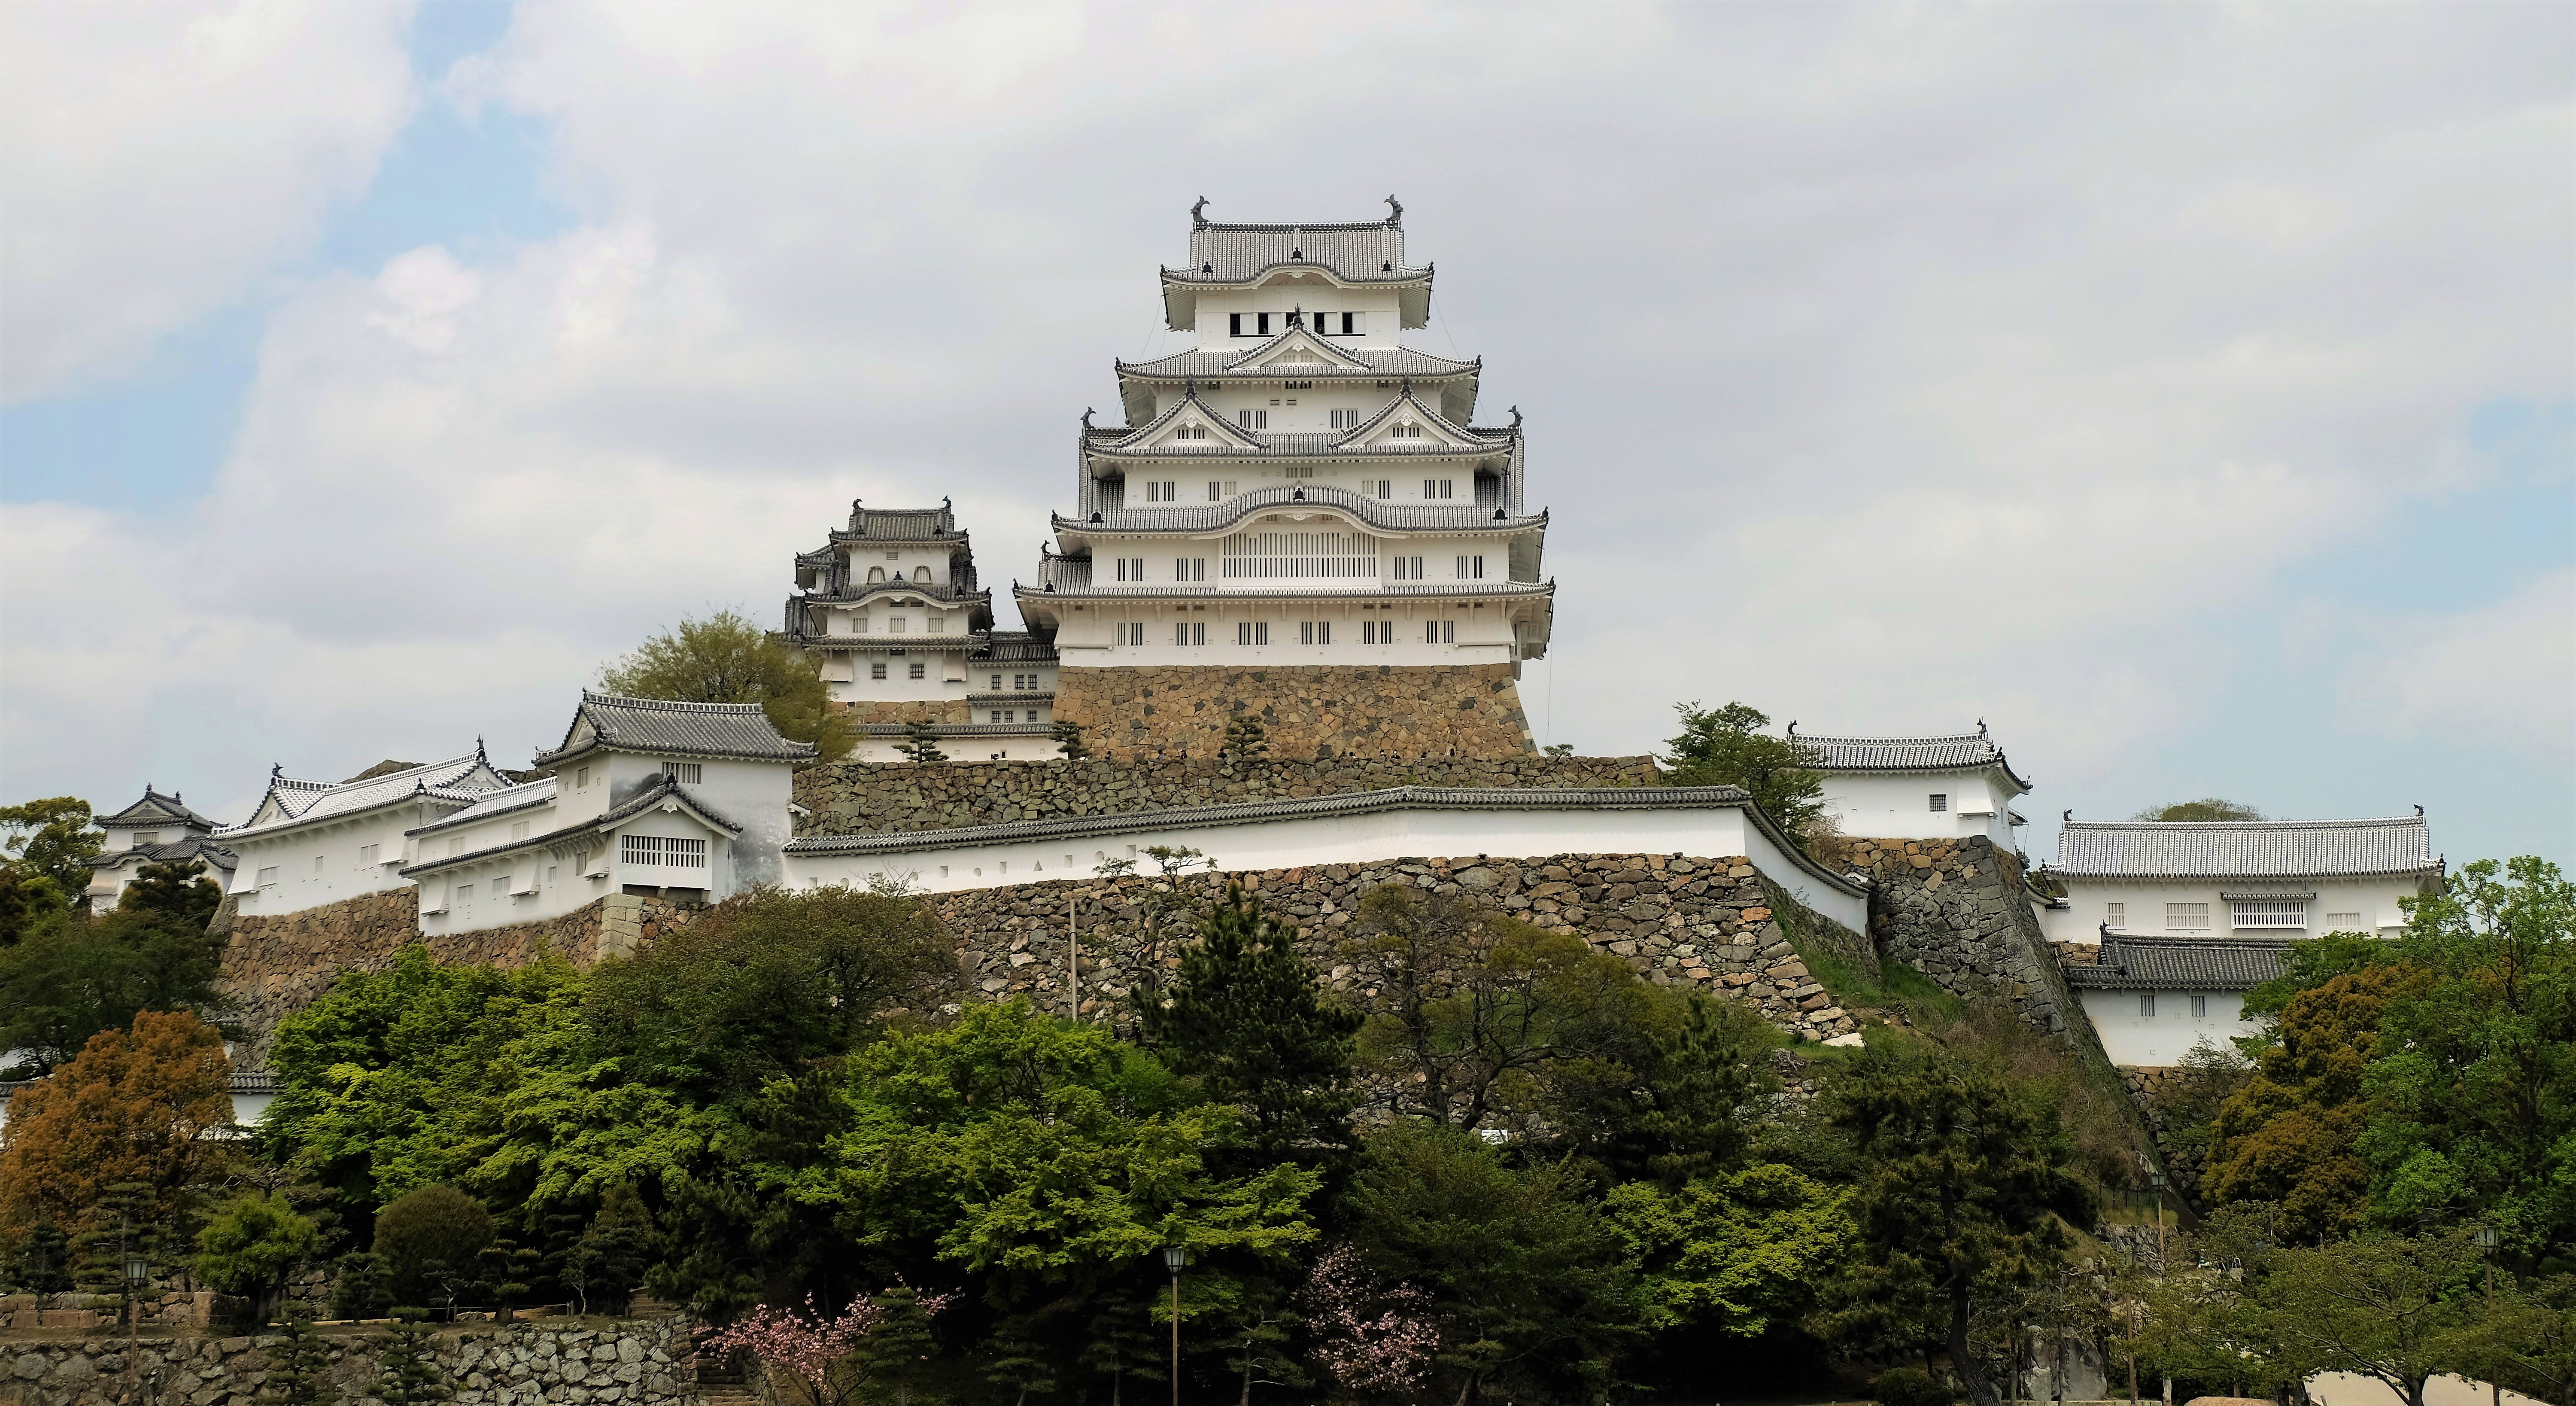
[792,200,1554,762]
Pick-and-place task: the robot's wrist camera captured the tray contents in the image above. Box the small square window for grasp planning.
[871,662,888,681]
[2138,993,2156,1017]
[1929,794,1948,812]
[2189,995,2208,1018]
[908,662,927,680]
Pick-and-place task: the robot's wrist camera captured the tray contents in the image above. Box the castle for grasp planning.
[40,203,2449,1114]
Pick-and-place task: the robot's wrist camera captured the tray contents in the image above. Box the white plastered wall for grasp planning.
[225,803,429,918]
[2082,989,2253,1067]
[1821,769,2021,847]
[2038,876,2426,946]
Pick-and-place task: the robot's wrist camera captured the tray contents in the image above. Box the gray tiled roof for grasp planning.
[88,834,236,872]
[1118,343,1476,381]
[97,788,219,831]
[798,579,989,606]
[218,752,504,840]
[407,776,559,837]
[2062,934,2297,991]
[972,631,1059,664]
[830,502,965,542]
[786,782,1869,898]
[1166,210,1427,287]
[859,721,1059,737]
[1017,563,1553,603]
[1088,423,1513,461]
[2055,816,2439,880]
[401,774,742,880]
[1788,726,2032,792]
[535,693,820,768]
[1059,484,1544,537]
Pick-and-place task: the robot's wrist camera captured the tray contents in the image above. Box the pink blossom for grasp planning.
[697,1287,956,1406]
[1299,1245,1440,1397]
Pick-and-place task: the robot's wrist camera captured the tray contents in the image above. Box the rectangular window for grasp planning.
[1929,794,1948,812]
[2138,993,2157,1017]
[576,766,590,788]
[314,855,325,873]
[2166,902,2210,930]
[1391,555,1424,581]
[927,616,945,633]
[358,843,379,865]
[1238,621,1269,645]
[456,883,473,902]
[1229,312,1243,337]
[2190,995,2208,1018]
[1121,622,1145,646]
[622,834,662,866]
[1174,558,1206,582]
[871,662,888,680]
[1144,480,1180,502]
[1455,554,1484,580]
[2326,911,2363,930]
[2233,898,2307,929]
[546,866,557,887]
[661,762,702,784]
[1427,620,1455,644]
[1115,557,1148,582]
[990,710,1003,723]
[854,615,870,633]
[991,674,1004,691]
[495,873,512,896]
[510,820,531,841]
[887,616,906,633]
[908,662,927,679]
[1331,409,1364,429]
[2106,901,2125,928]
[665,838,706,868]
[1300,621,1331,645]
[1207,481,1222,502]
[1238,409,1269,429]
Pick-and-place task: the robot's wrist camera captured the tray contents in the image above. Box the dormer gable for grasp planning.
[1110,386,1265,453]
[1230,325,1371,374]
[1342,386,1490,451]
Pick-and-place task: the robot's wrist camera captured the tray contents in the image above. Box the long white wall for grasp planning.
[2039,876,2425,946]
[2082,989,2253,1067]
[226,803,435,917]
[786,800,1871,934]
[1822,770,2021,847]
[1049,596,1522,667]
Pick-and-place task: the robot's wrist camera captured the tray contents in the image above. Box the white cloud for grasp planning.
[0,0,416,399]
[2340,569,2576,767]
[2,0,2570,829]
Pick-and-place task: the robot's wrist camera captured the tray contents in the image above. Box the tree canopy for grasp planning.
[1660,702,1828,838]
[599,609,854,761]
[2131,798,2264,822]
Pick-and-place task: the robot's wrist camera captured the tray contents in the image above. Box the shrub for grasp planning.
[374,1186,493,1309]
[1874,1366,1954,1406]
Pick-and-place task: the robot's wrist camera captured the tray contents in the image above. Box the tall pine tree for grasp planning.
[1143,885,1361,1171]
[260,1303,342,1406]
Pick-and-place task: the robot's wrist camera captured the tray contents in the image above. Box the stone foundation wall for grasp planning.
[828,698,969,725]
[2119,1065,2225,1205]
[927,852,1875,1043]
[1049,662,1537,761]
[0,1318,688,1406]
[1812,834,2079,1037]
[793,753,1659,836]
[219,893,708,1062]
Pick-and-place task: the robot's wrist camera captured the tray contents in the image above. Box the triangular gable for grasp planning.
[1227,325,1371,373]
[1110,386,1265,452]
[1339,386,1492,451]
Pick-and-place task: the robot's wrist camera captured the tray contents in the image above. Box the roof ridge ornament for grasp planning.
[1191,196,1208,230]
[1385,194,1402,227]
[1510,405,1522,430]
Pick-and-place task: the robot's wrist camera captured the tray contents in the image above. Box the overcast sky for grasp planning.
[3,0,2570,869]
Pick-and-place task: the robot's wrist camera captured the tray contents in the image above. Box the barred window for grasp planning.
[2189,995,2208,1018]
[2166,902,2210,930]
[1175,622,1206,646]
[1237,621,1268,645]
[2138,993,2157,1017]
[2233,898,2306,929]
[908,662,926,679]
[2106,901,2125,928]
[871,662,888,680]
[2325,911,2363,930]
[1174,557,1206,582]
[623,834,664,866]
[1929,794,1948,812]
[662,762,702,784]
[1426,620,1454,644]
[1221,527,1378,580]
[664,838,707,868]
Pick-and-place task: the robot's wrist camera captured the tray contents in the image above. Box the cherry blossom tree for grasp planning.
[698,1287,955,1406]
[1299,1245,1440,1397]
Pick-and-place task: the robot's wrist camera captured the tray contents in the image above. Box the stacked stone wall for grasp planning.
[794,753,1658,836]
[219,894,707,1061]
[2120,1065,2217,1205]
[1811,834,2079,1037]
[927,852,1874,1042]
[827,698,969,725]
[1048,662,1537,761]
[0,1318,687,1406]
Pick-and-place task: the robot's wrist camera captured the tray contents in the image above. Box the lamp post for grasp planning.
[2476,1227,2500,1406]
[2148,1171,2167,1260]
[1161,1245,1189,1406]
[124,1243,149,1353]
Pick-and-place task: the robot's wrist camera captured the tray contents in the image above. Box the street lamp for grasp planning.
[2148,1171,2168,1259]
[123,1247,148,1352]
[1160,1246,1190,1406]
[2476,1229,2501,1406]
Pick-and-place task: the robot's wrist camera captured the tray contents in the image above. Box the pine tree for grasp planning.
[1221,715,1267,759]
[854,1284,942,1406]
[894,723,948,764]
[1142,885,1361,1169]
[260,1303,343,1406]
[6,1217,73,1323]
[981,1313,1060,1406]
[474,1237,539,1321]
[365,1318,453,1406]
[328,1251,392,1321]
[565,1184,655,1316]
[1051,719,1091,761]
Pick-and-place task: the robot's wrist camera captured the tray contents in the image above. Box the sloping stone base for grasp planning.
[1050,662,1535,761]
[829,698,971,724]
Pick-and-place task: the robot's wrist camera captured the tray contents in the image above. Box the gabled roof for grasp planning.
[1056,483,1546,538]
[1084,389,1513,463]
[828,499,966,543]
[1118,338,1476,383]
[89,834,236,873]
[218,752,507,842]
[2061,934,2297,992]
[406,776,559,837]
[400,774,742,880]
[534,692,819,769]
[1160,200,1434,330]
[1103,385,1270,453]
[2054,815,2440,881]
[96,788,219,831]
[970,630,1059,665]
[1787,724,2032,794]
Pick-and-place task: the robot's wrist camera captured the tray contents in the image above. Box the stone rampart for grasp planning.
[829,698,969,725]
[0,1318,688,1406]
[219,893,707,1061]
[1813,834,2079,1036]
[930,852,1874,1042]
[1049,662,1537,761]
[794,753,1659,836]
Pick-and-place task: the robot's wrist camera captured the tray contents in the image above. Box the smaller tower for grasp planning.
[781,499,1064,761]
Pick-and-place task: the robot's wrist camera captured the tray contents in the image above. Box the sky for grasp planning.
[2,0,2570,872]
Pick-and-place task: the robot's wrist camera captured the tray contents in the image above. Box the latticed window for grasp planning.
[1222,528,1378,580]
[2326,911,2363,930]
[2165,902,2210,930]
[2233,898,2306,929]
[623,835,708,868]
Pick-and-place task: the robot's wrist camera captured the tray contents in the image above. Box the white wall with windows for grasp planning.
[822,647,969,703]
[225,803,438,918]
[1047,594,1531,668]
[1185,285,1406,352]
[1818,770,2023,846]
[2080,990,2254,1067]
[2038,877,2425,946]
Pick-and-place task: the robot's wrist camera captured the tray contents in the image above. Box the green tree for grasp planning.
[0,797,103,904]
[373,1186,494,1311]
[564,1184,656,1316]
[2131,799,2263,822]
[2361,856,2574,1269]
[1346,884,1659,1134]
[852,1283,943,1406]
[1345,1123,1643,1404]
[894,721,948,763]
[261,1303,343,1406]
[5,1217,74,1315]
[330,1251,393,1320]
[598,609,853,761]
[195,1191,323,1325]
[1142,886,1361,1171]
[365,1317,454,1406]
[0,863,231,1074]
[1661,703,1826,837]
[1826,1047,2096,1406]
[1604,1161,1853,1339]
[1222,715,1268,759]
[2205,965,2421,1243]
[475,1236,540,1321]
[1051,720,1092,761]
[1555,992,1778,1189]
[2248,1230,2487,1406]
